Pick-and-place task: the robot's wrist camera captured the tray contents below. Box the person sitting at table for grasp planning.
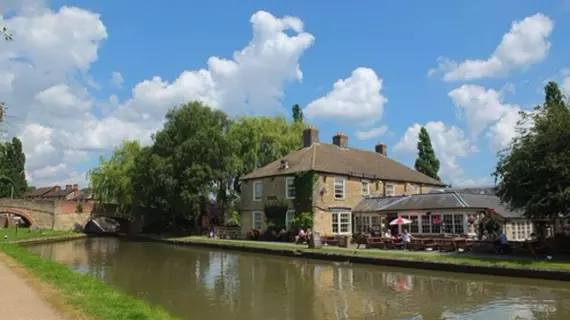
[384,229,392,238]
[295,229,307,243]
[481,230,489,241]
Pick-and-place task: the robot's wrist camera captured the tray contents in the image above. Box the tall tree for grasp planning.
[0,138,27,198]
[414,127,440,180]
[494,81,570,221]
[292,104,303,123]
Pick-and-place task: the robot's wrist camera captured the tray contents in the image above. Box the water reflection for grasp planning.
[27,238,570,320]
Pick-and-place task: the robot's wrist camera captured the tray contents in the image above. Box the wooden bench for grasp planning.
[366,236,384,249]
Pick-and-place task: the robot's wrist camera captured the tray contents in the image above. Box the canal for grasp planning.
[27,237,570,320]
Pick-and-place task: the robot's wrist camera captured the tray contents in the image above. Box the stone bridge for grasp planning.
[0,198,139,232]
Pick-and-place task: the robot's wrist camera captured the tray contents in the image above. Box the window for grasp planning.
[453,215,464,234]
[443,214,454,233]
[285,210,295,229]
[253,212,263,229]
[385,183,395,196]
[413,184,420,195]
[421,215,431,233]
[334,177,345,200]
[410,215,419,233]
[285,177,295,199]
[253,181,263,201]
[431,215,441,233]
[361,180,370,196]
[332,211,352,234]
[512,221,533,241]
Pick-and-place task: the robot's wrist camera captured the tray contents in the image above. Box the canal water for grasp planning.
[27,237,570,320]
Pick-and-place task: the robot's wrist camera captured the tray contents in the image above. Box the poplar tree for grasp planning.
[414,127,441,180]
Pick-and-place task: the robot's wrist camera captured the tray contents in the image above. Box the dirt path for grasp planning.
[0,259,65,320]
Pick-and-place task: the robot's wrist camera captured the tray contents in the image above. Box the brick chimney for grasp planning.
[303,126,319,148]
[65,184,72,191]
[375,143,388,156]
[54,185,61,192]
[332,132,348,148]
[73,184,79,191]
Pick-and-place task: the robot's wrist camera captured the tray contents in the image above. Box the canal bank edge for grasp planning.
[134,235,570,282]
[0,237,181,320]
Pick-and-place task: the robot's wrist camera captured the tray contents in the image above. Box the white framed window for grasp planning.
[413,184,420,195]
[285,177,295,199]
[512,221,533,241]
[361,180,370,196]
[285,209,295,229]
[332,211,352,234]
[385,183,395,196]
[253,181,263,201]
[252,211,263,229]
[334,177,345,200]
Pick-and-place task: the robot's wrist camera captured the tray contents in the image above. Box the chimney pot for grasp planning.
[73,184,79,191]
[333,132,349,148]
[65,184,72,191]
[375,143,388,156]
[302,126,319,148]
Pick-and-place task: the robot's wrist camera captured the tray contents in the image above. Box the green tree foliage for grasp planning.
[88,140,142,209]
[0,137,28,198]
[87,101,304,230]
[494,81,570,220]
[414,127,441,180]
[292,104,303,123]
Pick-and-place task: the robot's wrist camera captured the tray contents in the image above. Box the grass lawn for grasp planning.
[163,236,570,272]
[0,227,78,242]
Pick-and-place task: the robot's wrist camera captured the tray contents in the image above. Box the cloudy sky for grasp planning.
[1,0,569,188]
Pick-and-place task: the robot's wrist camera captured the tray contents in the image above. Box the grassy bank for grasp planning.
[0,227,77,242]
[160,236,570,272]
[0,229,180,320]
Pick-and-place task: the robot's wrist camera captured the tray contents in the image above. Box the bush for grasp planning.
[225,210,240,227]
[290,212,313,231]
[75,203,84,213]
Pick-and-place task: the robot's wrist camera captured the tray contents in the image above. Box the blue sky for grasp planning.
[2,0,569,187]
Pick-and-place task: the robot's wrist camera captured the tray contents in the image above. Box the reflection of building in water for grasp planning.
[313,265,389,319]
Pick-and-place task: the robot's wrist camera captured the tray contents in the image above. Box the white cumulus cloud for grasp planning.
[354,126,389,140]
[303,67,387,125]
[429,13,554,81]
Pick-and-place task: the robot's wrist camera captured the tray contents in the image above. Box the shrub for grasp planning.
[75,203,84,213]
[290,212,313,231]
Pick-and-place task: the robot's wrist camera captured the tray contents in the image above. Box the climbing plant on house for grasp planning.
[292,171,318,214]
[264,199,289,228]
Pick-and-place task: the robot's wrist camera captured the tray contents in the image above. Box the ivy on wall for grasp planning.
[264,199,289,228]
[293,171,318,214]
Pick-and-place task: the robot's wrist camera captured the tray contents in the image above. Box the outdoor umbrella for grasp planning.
[389,217,412,225]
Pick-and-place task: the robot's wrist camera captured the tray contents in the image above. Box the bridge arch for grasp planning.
[0,207,36,227]
[86,215,133,233]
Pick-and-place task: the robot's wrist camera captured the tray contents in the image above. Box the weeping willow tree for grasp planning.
[88,140,142,211]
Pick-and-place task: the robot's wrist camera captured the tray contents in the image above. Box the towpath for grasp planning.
[0,259,64,320]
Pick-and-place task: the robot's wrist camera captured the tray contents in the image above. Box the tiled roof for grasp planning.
[354,192,523,219]
[240,143,446,186]
[44,189,74,197]
[26,186,55,197]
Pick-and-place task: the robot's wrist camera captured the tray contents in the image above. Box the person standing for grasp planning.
[402,229,413,250]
